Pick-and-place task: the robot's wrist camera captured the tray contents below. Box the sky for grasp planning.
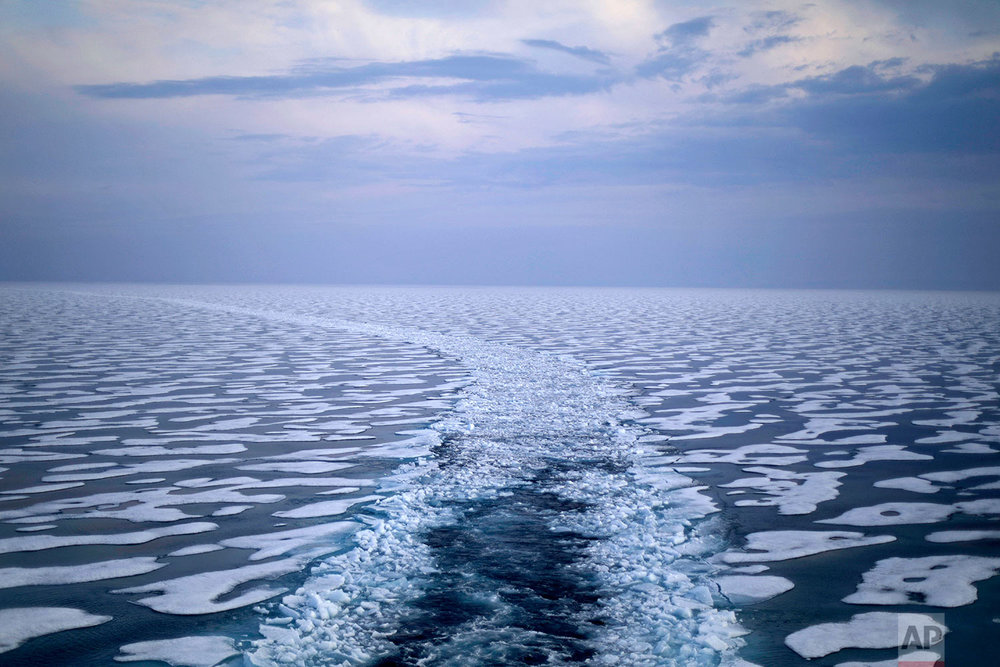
[1,0,999,288]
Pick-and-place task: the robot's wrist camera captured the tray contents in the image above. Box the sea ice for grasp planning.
[0,557,164,589]
[722,531,894,564]
[115,558,305,615]
[0,522,217,555]
[926,530,1000,543]
[115,636,238,666]
[785,612,946,659]
[714,575,793,604]
[844,555,1000,607]
[814,445,932,468]
[0,607,111,654]
[272,495,380,519]
[720,467,843,515]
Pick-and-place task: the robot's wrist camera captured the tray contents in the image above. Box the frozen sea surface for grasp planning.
[1,285,999,666]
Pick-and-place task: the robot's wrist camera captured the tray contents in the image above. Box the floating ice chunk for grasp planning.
[115,558,305,615]
[922,466,1000,484]
[212,505,252,517]
[874,476,939,494]
[778,419,887,442]
[818,502,956,526]
[0,522,217,555]
[944,442,997,454]
[168,544,223,557]
[219,522,356,560]
[0,557,164,589]
[720,467,843,515]
[115,636,238,666]
[92,444,248,457]
[679,445,808,466]
[722,531,894,564]
[917,431,977,444]
[785,612,946,659]
[0,482,85,495]
[43,458,239,482]
[272,495,380,519]
[926,530,1000,543]
[844,555,1000,607]
[715,575,793,604]
[0,607,111,654]
[237,461,354,474]
[815,445,932,469]
[357,431,441,458]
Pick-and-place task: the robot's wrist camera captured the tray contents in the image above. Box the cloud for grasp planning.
[791,64,921,95]
[77,54,616,102]
[727,57,1000,155]
[521,38,611,65]
[738,35,799,58]
[637,16,715,80]
[656,16,714,46]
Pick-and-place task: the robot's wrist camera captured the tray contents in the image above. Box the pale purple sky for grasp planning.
[2,1,998,288]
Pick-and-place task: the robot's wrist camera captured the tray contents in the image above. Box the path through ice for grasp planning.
[147,300,746,666]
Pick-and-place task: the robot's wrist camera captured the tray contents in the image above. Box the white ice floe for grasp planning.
[785,612,946,659]
[820,499,1000,526]
[944,442,997,454]
[720,467,843,515]
[0,522,217,555]
[212,505,252,517]
[917,430,978,444]
[92,444,248,457]
[873,476,940,494]
[844,555,1000,607]
[678,444,808,466]
[115,636,238,666]
[272,495,380,519]
[218,522,357,561]
[42,458,238,482]
[115,558,306,615]
[818,502,956,526]
[926,529,1000,543]
[814,445,932,469]
[0,557,164,589]
[237,461,355,474]
[0,607,111,654]
[168,544,223,557]
[714,575,793,604]
[721,531,894,564]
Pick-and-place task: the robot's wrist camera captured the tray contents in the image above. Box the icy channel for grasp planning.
[151,298,745,667]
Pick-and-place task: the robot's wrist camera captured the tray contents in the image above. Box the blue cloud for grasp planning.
[738,35,799,57]
[637,16,716,80]
[657,16,714,45]
[77,54,615,102]
[791,64,920,95]
[521,38,611,65]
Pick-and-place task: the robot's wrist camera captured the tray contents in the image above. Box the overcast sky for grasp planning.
[1,0,998,288]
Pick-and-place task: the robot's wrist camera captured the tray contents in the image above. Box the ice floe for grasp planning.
[785,612,946,659]
[0,607,111,654]
[844,555,1000,607]
[722,530,894,563]
[115,636,239,666]
[714,575,794,604]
